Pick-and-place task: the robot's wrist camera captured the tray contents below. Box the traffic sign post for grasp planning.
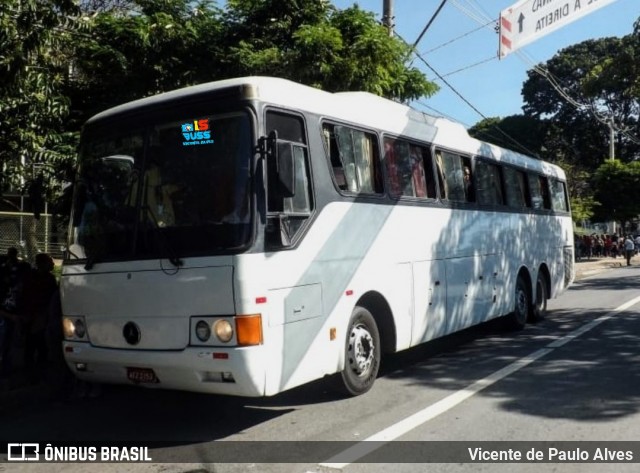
[499,0,619,58]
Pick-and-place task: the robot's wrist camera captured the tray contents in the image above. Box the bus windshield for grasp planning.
[67,111,252,263]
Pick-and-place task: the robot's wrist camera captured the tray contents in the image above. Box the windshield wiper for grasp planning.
[141,205,183,268]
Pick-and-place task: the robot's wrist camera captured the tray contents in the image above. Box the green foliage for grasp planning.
[468,115,546,157]
[592,160,640,227]
[570,195,598,224]
[220,1,437,100]
[513,30,640,228]
[0,0,82,197]
[70,0,224,119]
[521,37,640,169]
[1,0,438,208]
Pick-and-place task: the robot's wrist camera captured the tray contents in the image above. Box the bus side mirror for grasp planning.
[276,141,296,198]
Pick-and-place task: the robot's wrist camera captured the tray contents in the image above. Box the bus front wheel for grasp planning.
[340,306,381,396]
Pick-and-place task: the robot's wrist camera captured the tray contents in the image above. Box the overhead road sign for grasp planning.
[499,0,619,58]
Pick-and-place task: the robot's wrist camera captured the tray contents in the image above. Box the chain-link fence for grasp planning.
[0,211,66,262]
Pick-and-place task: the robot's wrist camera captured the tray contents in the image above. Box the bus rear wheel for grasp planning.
[340,306,381,396]
[529,272,548,323]
[506,274,529,330]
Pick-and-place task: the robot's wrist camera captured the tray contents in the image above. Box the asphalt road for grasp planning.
[3,264,640,473]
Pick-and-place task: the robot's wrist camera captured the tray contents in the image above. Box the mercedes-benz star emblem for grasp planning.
[123,322,141,345]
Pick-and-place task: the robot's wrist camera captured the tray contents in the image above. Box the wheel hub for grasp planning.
[348,324,375,376]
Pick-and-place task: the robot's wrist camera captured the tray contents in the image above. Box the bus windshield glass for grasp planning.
[67,111,252,263]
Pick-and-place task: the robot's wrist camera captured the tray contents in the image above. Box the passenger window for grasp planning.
[436,150,474,203]
[383,137,436,198]
[267,112,306,143]
[549,179,568,212]
[323,123,383,194]
[475,160,504,205]
[503,167,529,208]
[527,174,551,210]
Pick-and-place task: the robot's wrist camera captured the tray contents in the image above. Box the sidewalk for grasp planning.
[574,256,628,280]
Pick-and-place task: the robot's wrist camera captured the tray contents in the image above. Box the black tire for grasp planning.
[340,306,381,396]
[529,271,548,323]
[505,274,529,330]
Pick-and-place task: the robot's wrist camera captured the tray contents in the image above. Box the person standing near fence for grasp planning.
[0,247,31,379]
[21,253,58,383]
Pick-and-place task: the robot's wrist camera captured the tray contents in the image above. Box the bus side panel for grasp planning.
[444,254,499,336]
[411,259,446,345]
[238,202,396,394]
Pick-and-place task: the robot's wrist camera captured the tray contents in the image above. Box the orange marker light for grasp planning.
[236,314,263,346]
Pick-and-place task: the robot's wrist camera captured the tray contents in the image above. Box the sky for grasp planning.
[331,0,639,128]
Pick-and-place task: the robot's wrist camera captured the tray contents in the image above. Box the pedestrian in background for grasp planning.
[21,253,58,383]
[624,235,635,267]
[0,247,31,380]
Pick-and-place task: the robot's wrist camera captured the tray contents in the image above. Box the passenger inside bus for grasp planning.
[463,166,475,202]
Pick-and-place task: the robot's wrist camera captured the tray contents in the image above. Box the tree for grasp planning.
[0,0,82,197]
[514,29,640,229]
[570,195,598,225]
[521,37,640,170]
[69,0,225,123]
[222,1,437,100]
[591,160,640,229]
[468,115,546,157]
[554,159,599,225]
[2,0,439,201]
[70,0,437,127]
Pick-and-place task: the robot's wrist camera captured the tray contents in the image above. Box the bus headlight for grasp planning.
[195,320,212,342]
[62,316,88,341]
[213,320,234,343]
[190,316,260,346]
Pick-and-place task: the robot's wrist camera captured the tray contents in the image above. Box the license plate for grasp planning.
[126,367,159,384]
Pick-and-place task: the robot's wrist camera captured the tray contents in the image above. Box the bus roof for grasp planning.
[88,76,565,179]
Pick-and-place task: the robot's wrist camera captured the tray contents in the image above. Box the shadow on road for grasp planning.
[2,271,640,447]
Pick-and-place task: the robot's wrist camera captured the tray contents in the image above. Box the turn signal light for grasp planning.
[235,314,262,346]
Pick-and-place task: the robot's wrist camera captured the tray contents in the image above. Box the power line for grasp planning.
[412,48,487,120]
[413,0,449,49]
[463,0,495,24]
[445,2,640,149]
[437,55,497,79]
[415,100,471,127]
[450,0,491,26]
[420,20,493,56]
[400,33,539,157]
[396,4,541,157]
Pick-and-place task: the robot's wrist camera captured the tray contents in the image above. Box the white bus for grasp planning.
[61,76,574,397]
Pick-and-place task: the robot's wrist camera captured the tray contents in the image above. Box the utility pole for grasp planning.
[607,117,616,235]
[382,0,394,36]
[608,117,615,160]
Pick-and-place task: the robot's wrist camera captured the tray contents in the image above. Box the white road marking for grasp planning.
[319,294,640,470]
